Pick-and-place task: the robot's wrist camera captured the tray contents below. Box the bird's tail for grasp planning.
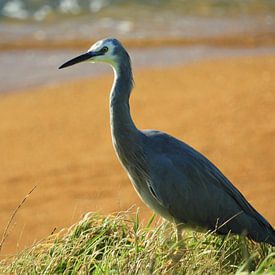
[249,222,275,246]
[262,228,275,246]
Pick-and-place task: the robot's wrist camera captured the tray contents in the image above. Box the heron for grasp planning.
[59,38,275,246]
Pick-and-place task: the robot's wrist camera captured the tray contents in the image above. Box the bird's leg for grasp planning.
[176,224,183,243]
[176,223,184,243]
[168,223,185,264]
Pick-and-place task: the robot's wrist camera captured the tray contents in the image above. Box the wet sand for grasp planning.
[2,46,275,93]
[1,12,274,51]
[0,54,274,255]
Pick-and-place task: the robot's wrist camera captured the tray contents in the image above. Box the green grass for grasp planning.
[0,211,274,274]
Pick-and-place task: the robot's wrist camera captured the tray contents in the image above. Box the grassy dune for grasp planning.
[0,212,274,274]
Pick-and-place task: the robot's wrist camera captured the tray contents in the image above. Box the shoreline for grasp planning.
[1,32,275,51]
[1,45,275,94]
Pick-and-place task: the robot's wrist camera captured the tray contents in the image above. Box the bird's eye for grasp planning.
[101,46,108,53]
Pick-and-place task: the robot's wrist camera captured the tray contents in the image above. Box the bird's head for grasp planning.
[59,38,126,69]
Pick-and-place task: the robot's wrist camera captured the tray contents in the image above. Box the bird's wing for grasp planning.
[143,130,272,233]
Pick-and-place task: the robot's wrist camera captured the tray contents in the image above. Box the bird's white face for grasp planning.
[87,39,117,65]
[59,38,119,70]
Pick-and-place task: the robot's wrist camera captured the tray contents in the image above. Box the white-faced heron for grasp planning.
[59,38,275,246]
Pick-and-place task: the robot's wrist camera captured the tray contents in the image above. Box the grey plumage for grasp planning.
[59,38,275,246]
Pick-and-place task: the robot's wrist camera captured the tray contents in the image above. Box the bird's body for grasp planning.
[59,38,275,246]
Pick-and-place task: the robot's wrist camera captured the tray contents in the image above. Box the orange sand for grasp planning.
[0,55,274,255]
[1,33,275,51]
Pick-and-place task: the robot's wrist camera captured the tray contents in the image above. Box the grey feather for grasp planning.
[143,130,275,245]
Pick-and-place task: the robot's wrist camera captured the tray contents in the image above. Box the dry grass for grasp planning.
[0,211,274,274]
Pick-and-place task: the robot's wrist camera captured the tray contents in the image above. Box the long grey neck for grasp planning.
[109,53,146,175]
[110,57,138,140]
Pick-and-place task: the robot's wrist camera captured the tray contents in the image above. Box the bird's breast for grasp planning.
[112,133,173,222]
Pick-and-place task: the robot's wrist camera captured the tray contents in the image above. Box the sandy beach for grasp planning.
[0,53,274,255]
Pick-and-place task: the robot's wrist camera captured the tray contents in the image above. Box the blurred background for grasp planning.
[0,0,274,255]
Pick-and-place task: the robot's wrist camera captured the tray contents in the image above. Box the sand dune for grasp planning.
[0,55,274,255]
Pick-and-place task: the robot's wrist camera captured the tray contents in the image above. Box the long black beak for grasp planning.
[59,52,95,69]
